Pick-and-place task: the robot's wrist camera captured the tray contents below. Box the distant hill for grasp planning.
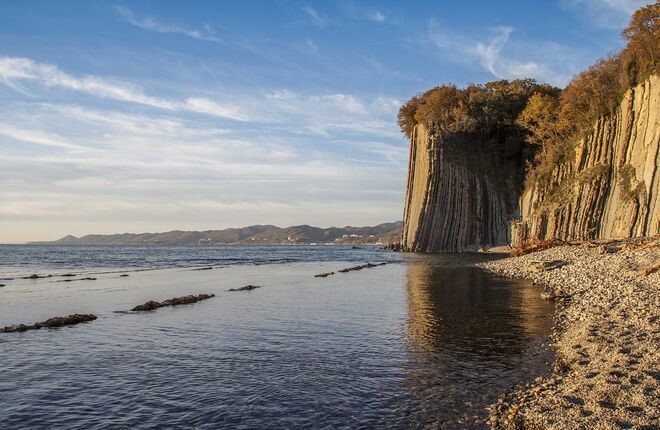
[33,222,403,246]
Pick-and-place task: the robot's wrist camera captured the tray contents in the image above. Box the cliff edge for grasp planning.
[513,75,659,244]
[402,124,522,251]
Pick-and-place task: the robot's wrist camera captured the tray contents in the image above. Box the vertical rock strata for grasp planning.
[513,76,659,245]
[402,126,521,251]
[402,76,659,251]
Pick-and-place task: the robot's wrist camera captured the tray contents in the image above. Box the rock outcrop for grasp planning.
[513,76,659,245]
[402,76,659,251]
[402,126,523,251]
[131,294,215,311]
[1,314,97,333]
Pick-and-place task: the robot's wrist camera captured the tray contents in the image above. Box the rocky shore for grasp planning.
[477,238,659,429]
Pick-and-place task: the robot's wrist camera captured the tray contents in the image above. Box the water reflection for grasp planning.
[400,254,554,427]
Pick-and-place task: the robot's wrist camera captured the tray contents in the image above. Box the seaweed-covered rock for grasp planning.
[337,262,388,273]
[23,274,53,279]
[1,314,97,333]
[228,285,262,292]
[131,294,215,311]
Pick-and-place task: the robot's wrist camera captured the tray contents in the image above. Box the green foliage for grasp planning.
[618,164,646,202]
[578,164,610,185]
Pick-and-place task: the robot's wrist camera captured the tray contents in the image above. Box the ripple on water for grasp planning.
[0,251,552,429]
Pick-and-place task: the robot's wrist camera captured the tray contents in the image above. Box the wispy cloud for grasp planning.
[303,6,327,27]
[0,56,246,120]
[364,10,386,23]
[345,5,388,23]
[0,122,85,150]
[184,98,247,121]
[561,0,648,29]
[0,101,405,240]
[0,54,408,241]
[428,21,582,87]
[115,5,221,42]
[306,38,318,52]
[0,56,177,109]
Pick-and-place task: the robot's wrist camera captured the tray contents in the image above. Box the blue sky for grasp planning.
[0,0,650,242]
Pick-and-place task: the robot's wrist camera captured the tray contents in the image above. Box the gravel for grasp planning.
[476,238,659,429]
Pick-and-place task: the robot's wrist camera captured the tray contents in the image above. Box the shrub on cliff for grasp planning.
[521,3,658,190]
[397,79,559,138]
[397,4,657,195]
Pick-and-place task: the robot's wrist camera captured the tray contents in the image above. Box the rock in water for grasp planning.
[337,262,388,273]
[23,274,53,279]
[131,294,215,311]
[228,285,262,292]
[1,314,97,333]
[132,300,162,311]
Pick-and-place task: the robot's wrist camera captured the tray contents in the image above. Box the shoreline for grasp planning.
[476,238,659,429]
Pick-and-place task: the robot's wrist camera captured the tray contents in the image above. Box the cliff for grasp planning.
[512,75,659,245]
[402,125,524,251]
[401,76,659,251]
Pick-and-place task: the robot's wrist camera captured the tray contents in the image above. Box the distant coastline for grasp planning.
[29,222,402,246]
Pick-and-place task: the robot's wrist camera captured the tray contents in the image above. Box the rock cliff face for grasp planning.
[402,76,659,251]
[402,125,523,251]
[512,75,659,245]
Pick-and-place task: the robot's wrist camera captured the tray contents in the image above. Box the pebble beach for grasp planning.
[478,238,660,429]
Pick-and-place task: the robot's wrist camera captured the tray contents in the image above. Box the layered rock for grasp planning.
[402,126,523,251]
[512,75,659,245]
[402,76,659,251]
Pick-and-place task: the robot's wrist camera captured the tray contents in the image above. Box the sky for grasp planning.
[0,0,650,242]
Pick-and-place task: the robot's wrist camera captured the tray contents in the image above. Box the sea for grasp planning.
[0,245,553,429]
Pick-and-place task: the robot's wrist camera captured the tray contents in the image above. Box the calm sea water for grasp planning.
[0,244,401,278]
[0,246,553,429]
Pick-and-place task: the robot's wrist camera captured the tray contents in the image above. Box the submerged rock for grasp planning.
[337,262,388,273]
[228,285,262,292]
[23,274,53,279]
[1,314,97,333]
[56,277,97,283]
[131,293,215,311]
[314,272,335,278]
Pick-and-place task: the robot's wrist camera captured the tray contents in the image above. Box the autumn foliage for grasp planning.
[398,3,659,188]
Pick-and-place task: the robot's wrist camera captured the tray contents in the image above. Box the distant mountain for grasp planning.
[33,222,403,246]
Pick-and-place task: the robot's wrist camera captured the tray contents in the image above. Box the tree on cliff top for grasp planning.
[398,4,658,141]
[398,3,658,193]
[396,79,558,138]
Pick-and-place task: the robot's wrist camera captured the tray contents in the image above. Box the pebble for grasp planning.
[476,238,660,429]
